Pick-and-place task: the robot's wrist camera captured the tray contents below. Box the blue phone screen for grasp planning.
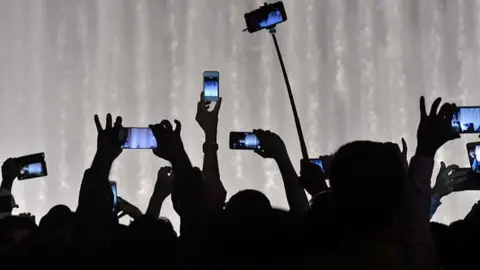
[203,72,219,102]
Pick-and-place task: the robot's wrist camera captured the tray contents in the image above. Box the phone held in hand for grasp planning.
[467,142,480,173]
[119,127,157,149]
[110,181,118,209]
[244,1,287,33]
[203,71,219,102]
[229,132,262,150]
[308,158,327,174]
[16,153,48,180]
[451,106,480,134]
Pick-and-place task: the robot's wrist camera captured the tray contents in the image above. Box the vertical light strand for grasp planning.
[305,0,322,155]
[358,0,378,140]
[167,0,180,120]
[132,0,151,209]
[384,0,407,143]
[79,0,96,174]
[229,0,246,193]
[330,0,349,145]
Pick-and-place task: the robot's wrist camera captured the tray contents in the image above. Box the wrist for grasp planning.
[415,145,436,158]
[205,130,217,143]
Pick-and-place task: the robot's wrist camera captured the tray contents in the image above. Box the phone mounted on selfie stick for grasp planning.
[243,1,309,160]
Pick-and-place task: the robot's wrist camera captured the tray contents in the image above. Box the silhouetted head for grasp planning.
[39,205,74,239]
[329,141,405,233]
[0,215,37,255]
[225,189,272,215]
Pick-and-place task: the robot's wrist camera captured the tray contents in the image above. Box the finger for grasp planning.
[254,149,267,158]
[429,97,442,116]
[420,96,427,118]
[213,97,222,113]
[106,113,113,129]
[437,103,450,120]
[94,114,103,132]
[450,170,470,179]
[200,91,205,102]
[174,119,182,134]
[440,161,446,170]
[445,164,460,173]
[160,120,173,130]
[451,175,468,185]
[114,116,123,128]
[401,138,407,154]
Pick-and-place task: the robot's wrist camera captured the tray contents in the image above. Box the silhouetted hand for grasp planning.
[1,158,18,185]
[253,129,287,160]
[416,97,459,157]
[299,159,328,196]
[94,114,124,162]
[149,120,184,162]
[154,167,174,198]
[196,92,222,134]
[117,196,142,219]
[18,212,35,223]
[432,162,469,200]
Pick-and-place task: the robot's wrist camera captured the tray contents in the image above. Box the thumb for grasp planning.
[174,119,182,134]
[440,161,446,170]
[213,97,222,113]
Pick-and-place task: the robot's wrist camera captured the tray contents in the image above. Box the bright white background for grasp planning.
[0,0,480,230]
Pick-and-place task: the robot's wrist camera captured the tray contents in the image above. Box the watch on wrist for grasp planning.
[203,142,219,153]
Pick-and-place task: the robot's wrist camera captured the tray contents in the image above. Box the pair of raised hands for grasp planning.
[93,114,184,163]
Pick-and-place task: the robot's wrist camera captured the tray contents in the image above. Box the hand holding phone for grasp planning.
[15,153,48,180]
[203,71,219,102]
[299,158,328,196]
[229,132,261,150]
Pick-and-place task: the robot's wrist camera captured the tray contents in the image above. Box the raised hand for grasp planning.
[252,129,287,160]
[117,196,142,219]
[416,97,459,157]
[299,159,328,197]
[94,114,124,162]
[196,92,222,134]
[154,167,174,198]
[18,212,36,223]
[432,162,469,200]
[149,120,184,162]
[1,158,18,186]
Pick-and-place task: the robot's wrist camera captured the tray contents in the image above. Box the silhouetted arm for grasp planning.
[197,95,226,211]
[201,133,226,212]
[146,167,173,219]
[275,152,309,216]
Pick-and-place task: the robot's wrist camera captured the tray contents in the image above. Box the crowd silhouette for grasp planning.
[0,91,479,270]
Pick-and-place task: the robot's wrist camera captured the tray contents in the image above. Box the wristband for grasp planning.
[203,142,219,153]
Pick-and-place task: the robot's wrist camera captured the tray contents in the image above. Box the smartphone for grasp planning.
[203,71,219,102]
[110,181,118,209]
[229,132,262,150]
[467,142,480,173]
[309,159,326,173]
[120,127,157,149]
[244,1,287,33]
[451,106,480,134]
[16,153,48,180]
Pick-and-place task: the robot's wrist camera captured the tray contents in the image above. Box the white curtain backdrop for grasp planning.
[1,0,480,230]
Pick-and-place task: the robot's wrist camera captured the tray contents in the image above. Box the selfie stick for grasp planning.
[267,26,309,160]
